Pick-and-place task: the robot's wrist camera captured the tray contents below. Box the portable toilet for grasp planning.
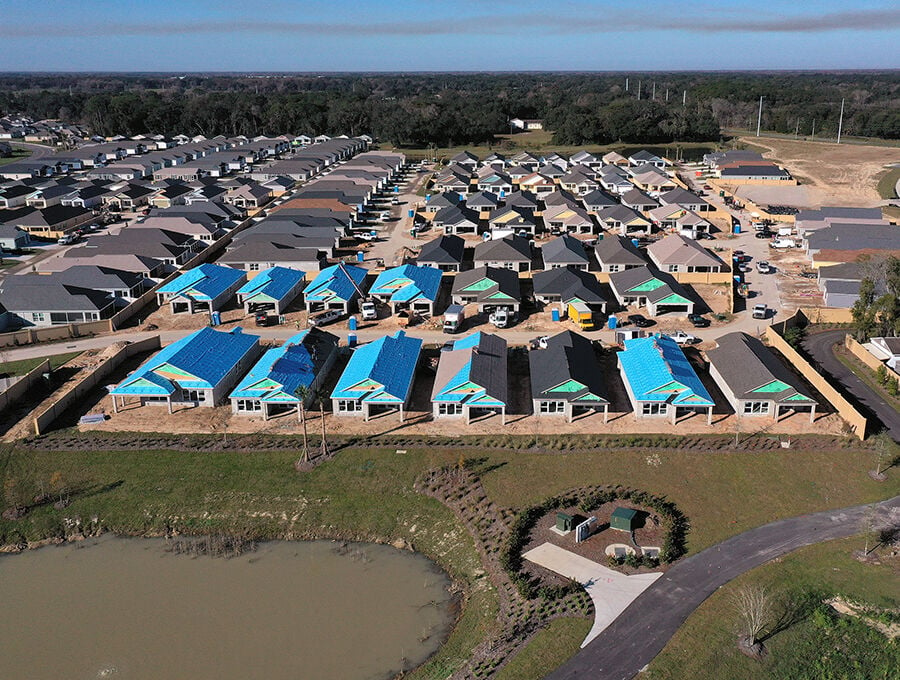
[499,190,506,199]
[425,193,431,201]
[347,333,357,347]
[551,307,561,322]
[394,185,400,193]
[348,316,358,331]
[210,311,221,326]
[408,209,414,219]
[631,238,640,249]
[608,314,618,330]
[733,222,741,235]
[357,250,365,263]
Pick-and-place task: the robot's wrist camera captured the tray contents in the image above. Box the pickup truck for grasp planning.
[308,309,345,327]
[687,313,710,328]
[360,301,378,321]
[669,330,697,345]
[752,304,768,320]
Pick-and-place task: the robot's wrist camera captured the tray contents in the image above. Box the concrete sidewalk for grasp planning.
[523,542,661,647]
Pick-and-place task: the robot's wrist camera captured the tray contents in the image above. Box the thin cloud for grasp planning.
[3,8,899,38]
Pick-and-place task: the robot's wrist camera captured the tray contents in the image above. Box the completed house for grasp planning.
[529,330,609,422]
[618,334,714,423]
[473,236,533,272]
[451,266,521,313]
[594,235,647,273]
[647,234,725,273]
[707,332,818,422]
[331,330,422,422]
[609,266,695,315]
[0,276,117,327]
[541,235,590,270]
[532,267,607,313]
[416,234,465,272]
[368,264,443,317]
[230,329,339,420]
[156,263,247,315]
[431,332,508,424]
[110,327,261,412]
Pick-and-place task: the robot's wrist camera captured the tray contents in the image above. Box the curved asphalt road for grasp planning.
[547,495,900,680]
[803,330,900,441]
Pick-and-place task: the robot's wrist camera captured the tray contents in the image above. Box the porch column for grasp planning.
[809,404,816,423]
[567,404,573,424]
[364,402,370,422]
[263,403,269,421]
[297,403,302,422]
[707,406,713,426]
[167,396,172,414]
[774,404,781,422]
[112,395,119,413]
[399,404,405,423]
[604,404,609,424]
[501,407,506,426]
[671,406,677,425]
[466,406,471,426]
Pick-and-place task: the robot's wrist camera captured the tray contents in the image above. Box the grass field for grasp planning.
[494,617,592,680]
[833,345,900,414]
[0,351,82,377]
[1,438,896,678]
[646,536,900,680]
[0,149,31,166]
[876,166,900,200]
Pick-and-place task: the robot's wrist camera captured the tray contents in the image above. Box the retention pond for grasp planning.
[0,535,454,680]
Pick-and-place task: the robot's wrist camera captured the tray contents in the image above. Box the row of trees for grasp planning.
[1,72,897,145]
[851,256,900,341]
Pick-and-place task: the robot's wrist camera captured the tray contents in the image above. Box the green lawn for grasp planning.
[646,536,900,680]
[833,344,900,414]
[494,617,592,680]
[1,438,896,678]
[876,166,900,200]
[0,351,82,377]
[0,149,31,166]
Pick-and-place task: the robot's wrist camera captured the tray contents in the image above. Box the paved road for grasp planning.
[547,494,900,680]
[803,330,900,441]
[11,141,55,159]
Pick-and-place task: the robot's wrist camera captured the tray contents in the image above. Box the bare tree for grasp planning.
[732,583,773,658]
[294,385,311,468]
[318,393,329,459]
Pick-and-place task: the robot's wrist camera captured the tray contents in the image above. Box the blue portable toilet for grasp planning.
[733,222,741,234]
[348,316,358,331]
[425,193,431,202]
[408,209,414,219]
[499,190,506,199]
[551,307,561,322]
[348,333,357,347]
[608,315,618,330]
[394,185,400,193]
[631,238,640,249]
[210,311,221,326]
[357,250,365,263]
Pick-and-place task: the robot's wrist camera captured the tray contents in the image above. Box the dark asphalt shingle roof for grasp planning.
[529,330,608,404]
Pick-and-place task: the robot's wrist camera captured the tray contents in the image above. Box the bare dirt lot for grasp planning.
[738,136,900,207]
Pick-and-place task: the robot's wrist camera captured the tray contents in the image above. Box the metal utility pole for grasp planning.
[837,98,845,144]
[811,119,816,141]
[756,96,764,137]
[794,119,801,138]
[652,82,656,100]
[682,90,686,106]
[637,81,642,100]
[625,77,629,92]
[665,88,669,102]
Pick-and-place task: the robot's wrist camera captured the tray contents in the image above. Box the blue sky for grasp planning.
[1,0,898,71]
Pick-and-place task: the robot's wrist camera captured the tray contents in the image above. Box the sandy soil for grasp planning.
[768,248,825,308]
[739,136,900,207]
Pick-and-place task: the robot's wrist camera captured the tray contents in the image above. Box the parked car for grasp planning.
[755,230,774,239]
[752,304,768,319]
[57,234,77,245]
[254,312,278,327]
[669,330,697,345]
[307,309,345,327]
[687,313,711,328]
[627,314,655,328]
[756,261,773,274]
[770,238,795,249]
[360,301,377,321]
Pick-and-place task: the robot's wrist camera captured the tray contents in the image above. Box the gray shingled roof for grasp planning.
[529,330,608,404]
[541,235,589,265]
[594,235,647,266]
[417,235,465,265]
[532,267,607,305]
[474,236,532,263]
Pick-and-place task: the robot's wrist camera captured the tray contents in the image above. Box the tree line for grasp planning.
[0,72,897,145]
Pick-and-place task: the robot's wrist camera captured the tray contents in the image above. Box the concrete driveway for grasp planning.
[523,543,662,647]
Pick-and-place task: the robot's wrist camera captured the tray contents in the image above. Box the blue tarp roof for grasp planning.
[229,331,325,402]
[236,266,305,303]
[618,335,714,406]
[331,331,422,403]
[157,263,246,302]
[304,263,367,303]
[369,264,442,303]
[112,327,258,396]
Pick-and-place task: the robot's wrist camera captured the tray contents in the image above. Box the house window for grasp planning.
[438,403,463,416]
[248,263,260,271]
[642,402,668,416]
[337,399,361,413]
[236,399,262,412]
[540,401,566,414]
[181,389,206,403]
[743,401,770,415]
[607,264,622,273]
[667,264,679,272]
[31,312,45,323]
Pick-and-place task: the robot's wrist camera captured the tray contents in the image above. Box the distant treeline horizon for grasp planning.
[1,72,897,146]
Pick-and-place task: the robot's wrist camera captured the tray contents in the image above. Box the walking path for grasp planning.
[545,495,900,680]
[523,543,661,647]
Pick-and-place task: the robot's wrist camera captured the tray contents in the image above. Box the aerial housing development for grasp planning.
[0,26,898,680]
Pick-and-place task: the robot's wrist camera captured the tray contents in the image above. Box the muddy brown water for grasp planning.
[0,536,454,680]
